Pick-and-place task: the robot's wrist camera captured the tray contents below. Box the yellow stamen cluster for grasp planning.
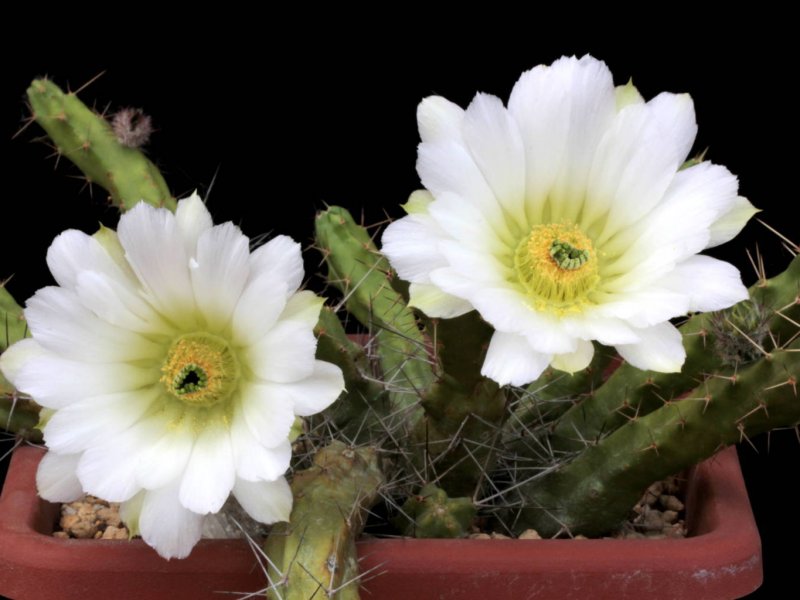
[160,333,240,408]
[514,223,599,313]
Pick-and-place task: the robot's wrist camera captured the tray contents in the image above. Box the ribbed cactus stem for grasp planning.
[0,287,28,352]
[516,341,800,537]
[27,79,174,212]
[550,255,800,451]
[0,393,41,442]
[394,483,476,538]
[314,206,434,413]
[314,307,387,441]
[264,442,383,600]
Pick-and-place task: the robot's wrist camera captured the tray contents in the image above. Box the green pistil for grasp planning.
[173,364,209,395]
[550,240,590,271]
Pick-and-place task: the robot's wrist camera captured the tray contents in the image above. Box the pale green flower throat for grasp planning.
[160,333,240,408]
[514,223,599,313]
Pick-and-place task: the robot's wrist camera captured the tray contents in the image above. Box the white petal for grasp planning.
[135,413,194,490]
[586,101,686,237]
[551,339,595,374]
[707,196,759,248]
[120,491,145,536]
[43,387,159,454]
[190,222,251,331]
[139,482,204,560]
[438,240,514,284]
[615,81,644,110]
[46,229,137,292]
[179,423,235,515]
[9,344,155,409]
[417,95,464,144]
[74,271,167,334]
[36,451,83,502]
[240,381,297,448]
[596,289,690,328]
[427,192,510,254]
[77,421,154,502]
[616,322,686,373]
[25,287,161,363]
[646,92,697,167]
[468,288,576,354]
[602,162,740,289]
[417,140,515,244]
[175,193,213,257]
[382,212,448,284]
[246,320,317,383]
[402,190,435,214]
[0,338,43,388]
[231,402,292,481]
[277,360,344,417]
[232,275,288,346]
[408,282,473,319]
[117,201,197,327]
[249,235,304,296]
[462,93,527,227]
[560,313,641,346]
[508,55,616,225]
[481,330,552,386]
[658,255,749,312]
[279,291,324,330]
[233,476,292,524]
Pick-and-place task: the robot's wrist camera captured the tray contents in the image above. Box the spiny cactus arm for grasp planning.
[394,483,476,538]
[0,286,28,352]
[314,206,434,411]
[0,287,41,440]
[314,307,388,441]
[515,341,800,538]
[414,376,506,496]
[550,255,800,451]
[264,442,383,600]
[27,79,175,211]
[0,389,42,442]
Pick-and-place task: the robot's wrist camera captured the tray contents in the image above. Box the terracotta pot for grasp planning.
[0,445,761,600]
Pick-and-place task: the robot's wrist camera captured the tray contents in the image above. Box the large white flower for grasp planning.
[0,195,344,559]
[382,55,757,386]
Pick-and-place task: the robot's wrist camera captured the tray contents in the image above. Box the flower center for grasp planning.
[160,333,240,408]
[514,223,599,313]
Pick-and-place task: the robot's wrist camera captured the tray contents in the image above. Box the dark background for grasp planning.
[2,34,796,599]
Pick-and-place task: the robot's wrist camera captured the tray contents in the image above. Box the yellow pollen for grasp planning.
[514,223,599,313]
[160,333,240,408]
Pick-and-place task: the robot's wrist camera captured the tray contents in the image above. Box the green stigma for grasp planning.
[550,240,590,271]
[160,333,240,408]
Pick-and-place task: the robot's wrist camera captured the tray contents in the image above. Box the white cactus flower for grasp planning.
[0,195,344,559]
[382,55,757,386]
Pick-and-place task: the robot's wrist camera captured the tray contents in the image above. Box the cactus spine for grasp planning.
[264,442,383,600]
[27,79,174,212]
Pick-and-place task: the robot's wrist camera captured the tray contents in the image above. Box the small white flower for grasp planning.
[0,195,344,559]
[382,55,756,386]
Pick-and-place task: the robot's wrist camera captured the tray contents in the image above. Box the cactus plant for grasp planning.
[4,63,799,600]
[27,79,174,212]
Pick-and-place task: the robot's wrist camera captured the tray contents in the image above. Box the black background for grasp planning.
[2,32,797,599]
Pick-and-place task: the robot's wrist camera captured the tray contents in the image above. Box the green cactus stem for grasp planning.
[314,306,388,442]
[412,312,509,496]
[27,79,175,212]
[314,206,434,413]
[515,341,800,538]
[0,390,42,443]
[264,441,383,600]
[394,483,476,538]
[504,344,615,445]
[549,255,800,452]
[0,286,28,352]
